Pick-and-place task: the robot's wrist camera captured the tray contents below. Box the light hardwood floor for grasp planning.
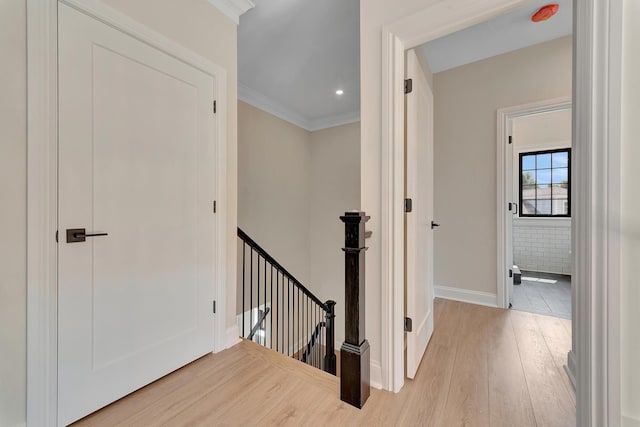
[73,299,575,426]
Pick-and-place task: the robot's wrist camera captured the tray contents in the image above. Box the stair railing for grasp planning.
[237,228,336,375]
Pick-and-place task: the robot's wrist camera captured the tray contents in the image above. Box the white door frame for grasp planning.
[26,1,229,425]
[379,0,622,425]
[496,97,572,310]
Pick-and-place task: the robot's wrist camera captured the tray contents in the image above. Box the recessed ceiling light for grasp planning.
[336,89,344,95]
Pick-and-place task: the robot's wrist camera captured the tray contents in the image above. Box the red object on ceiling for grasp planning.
[531,4,560,22]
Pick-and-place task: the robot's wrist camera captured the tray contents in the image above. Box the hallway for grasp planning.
[73,299,575,426]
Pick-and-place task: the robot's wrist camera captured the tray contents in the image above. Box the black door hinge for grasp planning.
[213,200,217,213]
[213,300,216,314]
[55,230,58,243]
[213,100,217,114]
[404,198,413,213]
[404,79,413,94]
[509,269,513,278]
[404,317,413,332]
[508,135,513,145]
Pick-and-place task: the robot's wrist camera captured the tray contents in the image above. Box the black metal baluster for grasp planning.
[276,270,279,352]
[270,264,273,349]
[242,242,246,337]
[287,278,290,356]
[318,304,321,369]
[310,297,312,366]
[264,257,267,346]
[257,255,260,344]
[298,288,301,360]
[250,249,253,340]
[304,296,313,364]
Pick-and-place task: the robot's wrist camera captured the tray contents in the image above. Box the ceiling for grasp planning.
[417,0,573,73]
[238,0,360,131]
[238,0,572,131]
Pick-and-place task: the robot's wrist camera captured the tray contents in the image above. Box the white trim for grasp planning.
[623,416,640,427]
[26,0,59,425]
[307,111,361,132]
[207,0,255,25]
[370,359,383,390]
[27,1,230,424]
[225,325,241,349]
[496,97,572,310]
[434,286,498,308]
[238,83,310,130]
[380,28,406,393]
[238,83,360,132]
[573,0,622,425]
[10,423,27,427]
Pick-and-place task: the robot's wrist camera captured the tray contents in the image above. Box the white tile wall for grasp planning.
[513,218,572,275]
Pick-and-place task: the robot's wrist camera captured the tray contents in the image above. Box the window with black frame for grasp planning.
[519,148,571,217]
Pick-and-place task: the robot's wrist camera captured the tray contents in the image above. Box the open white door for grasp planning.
[58,4,217,424]
[506,120,515,307]
[405,49,435,379]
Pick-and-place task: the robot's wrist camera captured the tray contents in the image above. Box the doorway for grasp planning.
[508,107,572,319]
[497,99,573,318]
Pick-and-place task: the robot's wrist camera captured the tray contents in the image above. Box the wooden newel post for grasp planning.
[324,300,337,375]
[339,211,370,408]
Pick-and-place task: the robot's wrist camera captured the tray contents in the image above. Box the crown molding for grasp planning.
[238,83,311,129]
[238,83,360,132]
[307,111,361,132]
[208,0,255,24]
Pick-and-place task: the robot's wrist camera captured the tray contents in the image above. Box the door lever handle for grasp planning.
[66,228,109,243]
[431,221,440,229]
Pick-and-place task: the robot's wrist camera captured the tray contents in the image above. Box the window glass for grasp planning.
[522,155,536,171]
[519,148,571,217]
[536,153,552,169]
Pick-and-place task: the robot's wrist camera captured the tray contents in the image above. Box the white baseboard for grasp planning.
[565,350,577,389]
[370,359,383,390]
[623,415,640,427]
[225,325,241,350]
[434,285,498,308]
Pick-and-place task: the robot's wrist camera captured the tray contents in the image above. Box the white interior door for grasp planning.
[58,4,217,425]
[405,49,435,379]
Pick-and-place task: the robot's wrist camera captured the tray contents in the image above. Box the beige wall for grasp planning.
[238,101,361,346]
[0,0,26,425]
[238,101,312,284]
[512,108,572,149]
[432,36,572,295]
[310,123,361,347]
[0,1,237,425]
[621,0,640,424]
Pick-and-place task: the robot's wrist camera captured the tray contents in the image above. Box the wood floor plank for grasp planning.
[510,310,576,427]
[534,313,576,405]
[486,308,537,427]
[72,301,575,427]
[395,298,461,426]
[438,303,491,427]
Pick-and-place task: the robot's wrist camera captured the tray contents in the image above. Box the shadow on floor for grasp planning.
[512,270,571,319]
